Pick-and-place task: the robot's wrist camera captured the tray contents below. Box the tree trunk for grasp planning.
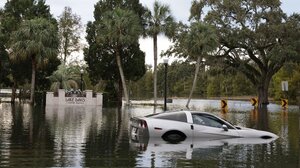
[63,39,68,65]
[257,105,269,130]
[257,75,271,108]
[153,35,158,106]
[186,57,202,109]
[11,80,17,104]
[258,87,269,107]
[118,79,123,107]
[30,58,36,105]
[116,49,129,105]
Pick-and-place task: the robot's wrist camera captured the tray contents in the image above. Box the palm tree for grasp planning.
[96,8,142,105]
[48,64,80,92]
[185,22,218,109]
[145,1,175,106]
[10,18,59,104]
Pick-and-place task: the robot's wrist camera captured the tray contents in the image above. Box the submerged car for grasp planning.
[130,111,278,142]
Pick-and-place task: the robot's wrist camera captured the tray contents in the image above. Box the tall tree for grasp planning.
[58,6,82,64]
[184,1,219,108]
[96,8,143,105]
[35,55,61,94]
[0,12,11,88]
[164,21,218,108]
[1,0,58,103]
[0,41,11,88]
[145,1,175,106]
[84,0,146,106]
[197,0,300,107]
[184,23,218,109]
[9,18,59,104]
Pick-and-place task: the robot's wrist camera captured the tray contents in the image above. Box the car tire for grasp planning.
[162,131,186,143]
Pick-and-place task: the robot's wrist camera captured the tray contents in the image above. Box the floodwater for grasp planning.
[0,99,299,168]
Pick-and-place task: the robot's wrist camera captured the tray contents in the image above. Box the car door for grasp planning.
[191,113,239,138]
[148,111,194,138]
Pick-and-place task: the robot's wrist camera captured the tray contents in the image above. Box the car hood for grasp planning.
[236,126,278,139]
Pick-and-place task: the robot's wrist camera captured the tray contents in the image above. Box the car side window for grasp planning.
[153,112,187,122]
[192,114,223,128]
[192,115,206,125]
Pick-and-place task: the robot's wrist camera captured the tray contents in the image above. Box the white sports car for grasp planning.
[130,111,278,142]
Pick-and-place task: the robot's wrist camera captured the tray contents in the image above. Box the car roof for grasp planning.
[146,110,214,118]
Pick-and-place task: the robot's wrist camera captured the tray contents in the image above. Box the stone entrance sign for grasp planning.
[46,89,103,106]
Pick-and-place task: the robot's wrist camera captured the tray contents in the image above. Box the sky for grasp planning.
[0,0,299,65]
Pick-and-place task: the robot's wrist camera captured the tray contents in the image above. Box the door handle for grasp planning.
[191,125,194,130]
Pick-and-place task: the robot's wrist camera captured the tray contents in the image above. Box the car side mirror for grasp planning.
[222,125,228,131]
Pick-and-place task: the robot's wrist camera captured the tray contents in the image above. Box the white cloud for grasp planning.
[139,36,173,66]
[45,0,98,25]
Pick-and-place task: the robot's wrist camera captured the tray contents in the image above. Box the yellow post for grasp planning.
[250,98,258,107]
[281,99,288,109]
[221,100,228,113]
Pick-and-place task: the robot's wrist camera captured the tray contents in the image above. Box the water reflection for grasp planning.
[45,105,139,167]
[45,105,102,167]
[0,103,55,167]
[130,137,278,167]
[0,101,299,167]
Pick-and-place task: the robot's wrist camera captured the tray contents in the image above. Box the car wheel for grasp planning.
[162,131,186,143]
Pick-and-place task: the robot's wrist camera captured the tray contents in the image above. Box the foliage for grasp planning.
[96,7,143,104]
[272,63,300,104]
[58,6,82,64]
[157,60,195,97]
[165,22,218,60]
[163,12,218,108]
[35,55,61,100]
[231,72,255,96]
[1,0,55,86]
[0,0,59,104]
[131,60,256,100]
[10,18,59,103]
[129,66,153,99]
[84,0,146,106]
[206,70,256,97]
[195,0,300,106]
[206,76,221,97]
[144,0,176,105]
[48,64,81,92]
[144,1,176,38]
[0,38,11,87]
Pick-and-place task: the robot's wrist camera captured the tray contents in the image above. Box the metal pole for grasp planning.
[164,63,167,111]
[80,69,84,91]
[80,73,83,91]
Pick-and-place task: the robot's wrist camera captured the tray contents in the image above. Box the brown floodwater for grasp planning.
[0,100,299,167]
